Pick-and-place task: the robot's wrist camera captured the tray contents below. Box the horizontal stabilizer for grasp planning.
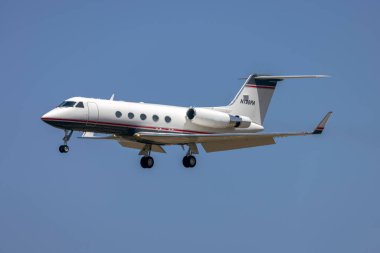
[255,75,329,80]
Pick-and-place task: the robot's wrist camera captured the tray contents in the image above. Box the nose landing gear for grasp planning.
[59,130,73,153]
[59,145,69,153]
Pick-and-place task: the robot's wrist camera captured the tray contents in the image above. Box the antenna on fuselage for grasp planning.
[110,94,115,100]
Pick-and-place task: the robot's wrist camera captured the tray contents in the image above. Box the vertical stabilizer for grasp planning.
[227,74,280,125]
[225,74,328,126]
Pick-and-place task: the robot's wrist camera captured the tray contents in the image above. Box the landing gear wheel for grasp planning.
[140,156,154,169]
[182,156,190,168]
[188,155,196,167]
[183,155,196,168]
[59,145,69,153]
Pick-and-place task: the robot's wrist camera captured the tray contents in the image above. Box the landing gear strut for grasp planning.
[139,144,154,169]
[182,143,198,168]
[59,129,73,153]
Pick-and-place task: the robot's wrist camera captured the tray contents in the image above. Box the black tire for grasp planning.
[59,145,69,153]
[140,156,147,168]
[188,155,196,168]
[146,156,154,168]
[182,156,190,168]
[140,156,154,169]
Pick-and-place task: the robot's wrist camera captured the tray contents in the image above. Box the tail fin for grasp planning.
[226,74,328,125]
[226,74,280,125]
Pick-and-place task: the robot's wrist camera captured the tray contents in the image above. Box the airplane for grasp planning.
[41,74,332,168]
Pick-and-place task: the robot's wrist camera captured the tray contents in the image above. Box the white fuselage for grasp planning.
[40,74,330,168]
[41,97,264,135]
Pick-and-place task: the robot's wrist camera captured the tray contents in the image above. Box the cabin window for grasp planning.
[165,116,171,123]
[115,111,122,118]
[152,115,159,122]
[140,114,147,120]
[76,102,84,108]
[58,101,76,107]
[128,112,134,119]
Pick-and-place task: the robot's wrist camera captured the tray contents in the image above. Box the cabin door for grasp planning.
[87,102,99,125]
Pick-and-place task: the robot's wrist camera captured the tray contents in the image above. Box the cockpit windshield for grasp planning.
[76,102,84,108]
[58,101,76,107]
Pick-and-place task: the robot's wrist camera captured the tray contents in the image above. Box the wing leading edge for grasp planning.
[134,112,332,152]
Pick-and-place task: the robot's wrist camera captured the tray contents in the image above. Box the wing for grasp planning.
[134,131,305,152]
[134,112,332,152]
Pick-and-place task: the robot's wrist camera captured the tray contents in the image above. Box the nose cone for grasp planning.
[41,113,48,122]
[41,109,62,128]
[41,110,56,122]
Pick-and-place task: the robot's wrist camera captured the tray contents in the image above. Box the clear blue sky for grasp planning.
[1,0,379,252]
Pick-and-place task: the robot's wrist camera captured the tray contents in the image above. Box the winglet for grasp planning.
[312,112,333,134]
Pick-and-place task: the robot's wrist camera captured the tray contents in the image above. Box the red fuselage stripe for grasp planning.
[41,117,212,134]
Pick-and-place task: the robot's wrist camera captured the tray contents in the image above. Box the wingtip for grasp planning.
[312,111,333,134]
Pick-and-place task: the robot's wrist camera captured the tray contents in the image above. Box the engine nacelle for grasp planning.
[186,107,251,129]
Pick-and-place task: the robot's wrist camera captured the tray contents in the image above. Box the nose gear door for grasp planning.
[87,102,99,125]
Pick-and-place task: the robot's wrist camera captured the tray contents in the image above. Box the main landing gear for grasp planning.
[139,144,154,169]
[182,143,198,168]
[137,143,198,169]
[59,129,73,153]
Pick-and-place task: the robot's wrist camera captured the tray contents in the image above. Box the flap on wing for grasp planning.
[117,137,166,153]
[202,137,275,152]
